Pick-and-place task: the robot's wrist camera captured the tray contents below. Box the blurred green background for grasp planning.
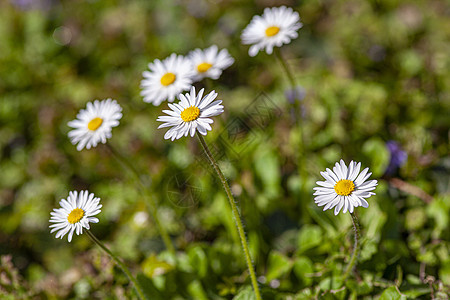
[0,0,449,299]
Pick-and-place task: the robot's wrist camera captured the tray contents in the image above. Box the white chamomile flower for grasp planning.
[49,190,102,242]
[67,99,122,151]
[157,86,223,141]
[140,53,195,106]
[188,45,234,81]
[241,6,303,57]
[313,160,378,215]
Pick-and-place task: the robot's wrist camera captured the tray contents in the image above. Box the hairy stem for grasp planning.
[196,133,262,300]
[86,230,146,300]
[343,212,361,281]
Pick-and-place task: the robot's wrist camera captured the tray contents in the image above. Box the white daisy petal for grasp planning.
[157,86,223,140]
[349,162,361,181]
[359,198,369,208]
[188,45,234,82]
[316,181,334,188]
[140,53,195,106]
[313,160,377,215]
[49,190,102,242]
[68,99,122,151]
[325,168,339,182]
[320,171,337,184]
[241,6,303,56]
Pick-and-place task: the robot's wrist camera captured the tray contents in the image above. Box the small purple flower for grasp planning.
[385,141,407,175]
[11,0,53,11]
[284,86,306,104]
[285,86,306,120]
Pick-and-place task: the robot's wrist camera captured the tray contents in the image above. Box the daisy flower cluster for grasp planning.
[140,45,234,106]
[55,9,380,298]
[61,4,378,223]
[139,6,302,105]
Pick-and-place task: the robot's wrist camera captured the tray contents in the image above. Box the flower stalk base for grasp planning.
[343,212,361,281]
[86,230,146,300]
[197,133,262,300]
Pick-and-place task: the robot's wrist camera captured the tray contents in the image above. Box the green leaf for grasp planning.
[359,239,378,262]
[439,261,450,285]
[427,196,450,238]
[379,286,407,300]
[402,288,432,298]
[318,277,344,292]
[141,253,174,278]
[136,273,164,300]
[233,286,256,300]
[293,256,314,286]
[265,251,293,281]
[253,146,281,199]
[405,208,427,231]
[362,138,390,177]
[187,280,209,300]
[188,246,208,278]
[346,279,373,295]
[297,224,322,253]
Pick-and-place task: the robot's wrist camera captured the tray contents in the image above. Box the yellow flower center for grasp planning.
[197,62,212,73]
[180,106,200,122]
[67,208,85,224]
[160,72,176,86]
[334,179,355,196]
[87,117,103,131]
[265,26,280,37]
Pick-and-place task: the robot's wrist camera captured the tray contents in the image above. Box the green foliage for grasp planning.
[1,0,449,299]
[380,286,407,300]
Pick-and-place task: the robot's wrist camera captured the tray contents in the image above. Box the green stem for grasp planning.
[204,77,214,91]
[342,212,361,281]
[274,48,303,126]
[275,48,297,89]
[86,230,146,300]
[275,48,304,135]
[105,144,175,255]
[274,49,309,209]
[196,133,262,300]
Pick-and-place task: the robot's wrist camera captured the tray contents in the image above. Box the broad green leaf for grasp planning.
[346,279,372,295]
[297,224,322,252]
[187,280,208,300]
[403,288,433,298]
[265,251,293,281]
[136,273,164,300]
[233,286,256,300]
[188,246,208,278]
[141,253,174,278]
[379,286,407,300]
[439,261,450,285]
[405,207,427,231]
[253,146,281,199]
[362,138,390,177]
[293,256,314,286]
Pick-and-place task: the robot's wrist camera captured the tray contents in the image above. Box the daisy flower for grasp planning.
[157,86,223,141]
[140,53,195,106]
[68,99,122,151]
[241,6,303,57]
[188,45,234,81]
[313,160,378,215]
[49,190,102,242]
